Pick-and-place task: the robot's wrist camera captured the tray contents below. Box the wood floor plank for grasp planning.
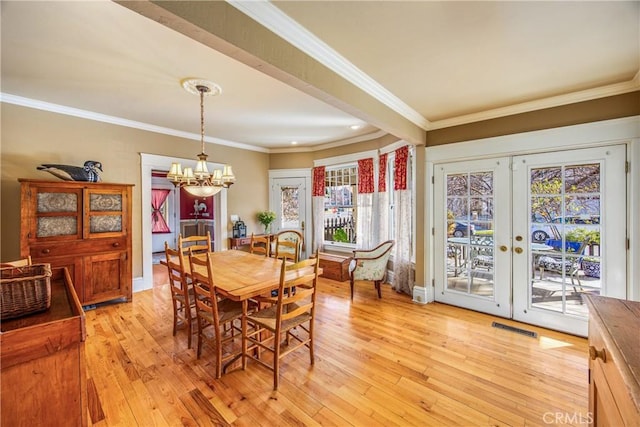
[84,277,589,426]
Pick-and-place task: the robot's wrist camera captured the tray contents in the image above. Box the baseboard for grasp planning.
[133,276,151,293]
[412,286,428,304]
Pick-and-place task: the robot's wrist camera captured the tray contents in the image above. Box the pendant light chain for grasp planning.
[166,78,235,197]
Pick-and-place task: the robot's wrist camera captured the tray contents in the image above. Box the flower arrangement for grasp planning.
[257,210,276,234]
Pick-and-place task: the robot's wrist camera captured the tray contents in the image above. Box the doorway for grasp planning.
[269,170,312,259]
[139,153,229,291]
[434,145,626,336]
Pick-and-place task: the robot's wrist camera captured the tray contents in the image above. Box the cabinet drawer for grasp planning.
[589,319,639,424]
[29,237,127,258]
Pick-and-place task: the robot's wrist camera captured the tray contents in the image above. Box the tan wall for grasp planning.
[4,93,634,286]
[0,104,270,276]
[427,91,640,146]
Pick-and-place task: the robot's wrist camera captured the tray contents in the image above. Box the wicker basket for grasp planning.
[1,263,52,320]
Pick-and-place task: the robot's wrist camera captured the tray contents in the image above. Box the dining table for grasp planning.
[165,249,320,373]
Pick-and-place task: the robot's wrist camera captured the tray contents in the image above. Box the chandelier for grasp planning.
[167,79,235,197]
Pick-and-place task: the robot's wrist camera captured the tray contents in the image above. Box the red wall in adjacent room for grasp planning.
[180,188,214,220]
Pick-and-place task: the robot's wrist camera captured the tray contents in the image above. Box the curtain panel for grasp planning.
[392,146,413,296]
[356,158,374,249]
[311,166,325,254]
[377,153,389,243]
[151,188,170,233]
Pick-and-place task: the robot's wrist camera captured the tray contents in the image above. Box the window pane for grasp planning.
[324,166,356,243]
[280,186,300,228]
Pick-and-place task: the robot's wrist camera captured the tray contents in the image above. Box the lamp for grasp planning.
[167,78,235,197]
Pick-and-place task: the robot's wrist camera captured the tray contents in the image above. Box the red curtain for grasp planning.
[358,158,374,194]
[394,146,409,191]
[151,189,170,233]
[378,153,387,192]
[312,166,326,197]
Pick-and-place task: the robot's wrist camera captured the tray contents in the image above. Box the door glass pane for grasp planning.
[280,186,300,229]
[446,172,495,297]
[530,163,601,316]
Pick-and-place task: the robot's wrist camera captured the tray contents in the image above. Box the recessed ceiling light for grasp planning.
[350,125,361,130]
[291,141,298,145]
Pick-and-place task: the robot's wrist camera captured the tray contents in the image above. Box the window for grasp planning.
[324,165,357,244]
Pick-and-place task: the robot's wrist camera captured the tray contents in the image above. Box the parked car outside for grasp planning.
[452,222,475,237]
[531,215,600,242]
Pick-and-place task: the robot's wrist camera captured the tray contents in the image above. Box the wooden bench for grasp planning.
[319,252,351,282]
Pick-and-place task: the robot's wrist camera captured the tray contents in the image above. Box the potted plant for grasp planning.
[257,210,276,234]
[565,227,601,278]
[582,256,601,278]
[333,228,349,243]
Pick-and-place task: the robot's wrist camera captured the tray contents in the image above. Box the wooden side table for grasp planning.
[228,234,274,251]
[319,252,352,282]
[228,236,251,250]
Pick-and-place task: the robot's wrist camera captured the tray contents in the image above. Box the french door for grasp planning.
[434,145,626,336]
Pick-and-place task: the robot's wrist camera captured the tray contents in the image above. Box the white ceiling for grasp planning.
[2,1,638,152]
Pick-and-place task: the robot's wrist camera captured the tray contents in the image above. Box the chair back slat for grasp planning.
[179,231,212,255]
[188,251,219,321]
[250,233,270,257]
[274,230,303,262]
[275,254,319,322]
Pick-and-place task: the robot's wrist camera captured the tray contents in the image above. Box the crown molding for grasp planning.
[428,77,640,130]
[228,0,429,130]
[0,93,270,153]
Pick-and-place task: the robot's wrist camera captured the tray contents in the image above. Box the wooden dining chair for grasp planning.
[178,231,211,255]
[249,233,270,257]
[188,250,244,378]
[274,230,303,262]
[164,243,196,349]
[274,239,299,263]
[245,252,320,390]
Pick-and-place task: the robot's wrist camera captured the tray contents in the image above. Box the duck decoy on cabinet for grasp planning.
[37,160,103,182]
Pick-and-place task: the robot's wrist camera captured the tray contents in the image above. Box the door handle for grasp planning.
[514,247,523,254]
[499,245,508,252]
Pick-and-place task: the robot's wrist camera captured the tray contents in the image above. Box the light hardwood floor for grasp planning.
[85,273,589,426]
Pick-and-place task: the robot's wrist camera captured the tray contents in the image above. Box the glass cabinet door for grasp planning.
[84,188,126,238]
[32,188,83,240]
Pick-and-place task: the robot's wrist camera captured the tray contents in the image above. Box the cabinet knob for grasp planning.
[112,242,120,247]
[42,249,50,254]
[589,346,607,362]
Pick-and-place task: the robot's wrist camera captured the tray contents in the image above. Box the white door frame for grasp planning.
[425,116,639,305]
[138,153,229,292]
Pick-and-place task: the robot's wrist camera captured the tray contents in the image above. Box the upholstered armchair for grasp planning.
[348,240,394,299]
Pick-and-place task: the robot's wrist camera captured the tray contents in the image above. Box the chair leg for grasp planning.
[196,316,203,359]
[273,331,281,390]
[216,329,222,379]
[375,280,382,298]
[309,324,315,365]
[350,277,355,300]
[186,313,192,349]
[172,304,178,336]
